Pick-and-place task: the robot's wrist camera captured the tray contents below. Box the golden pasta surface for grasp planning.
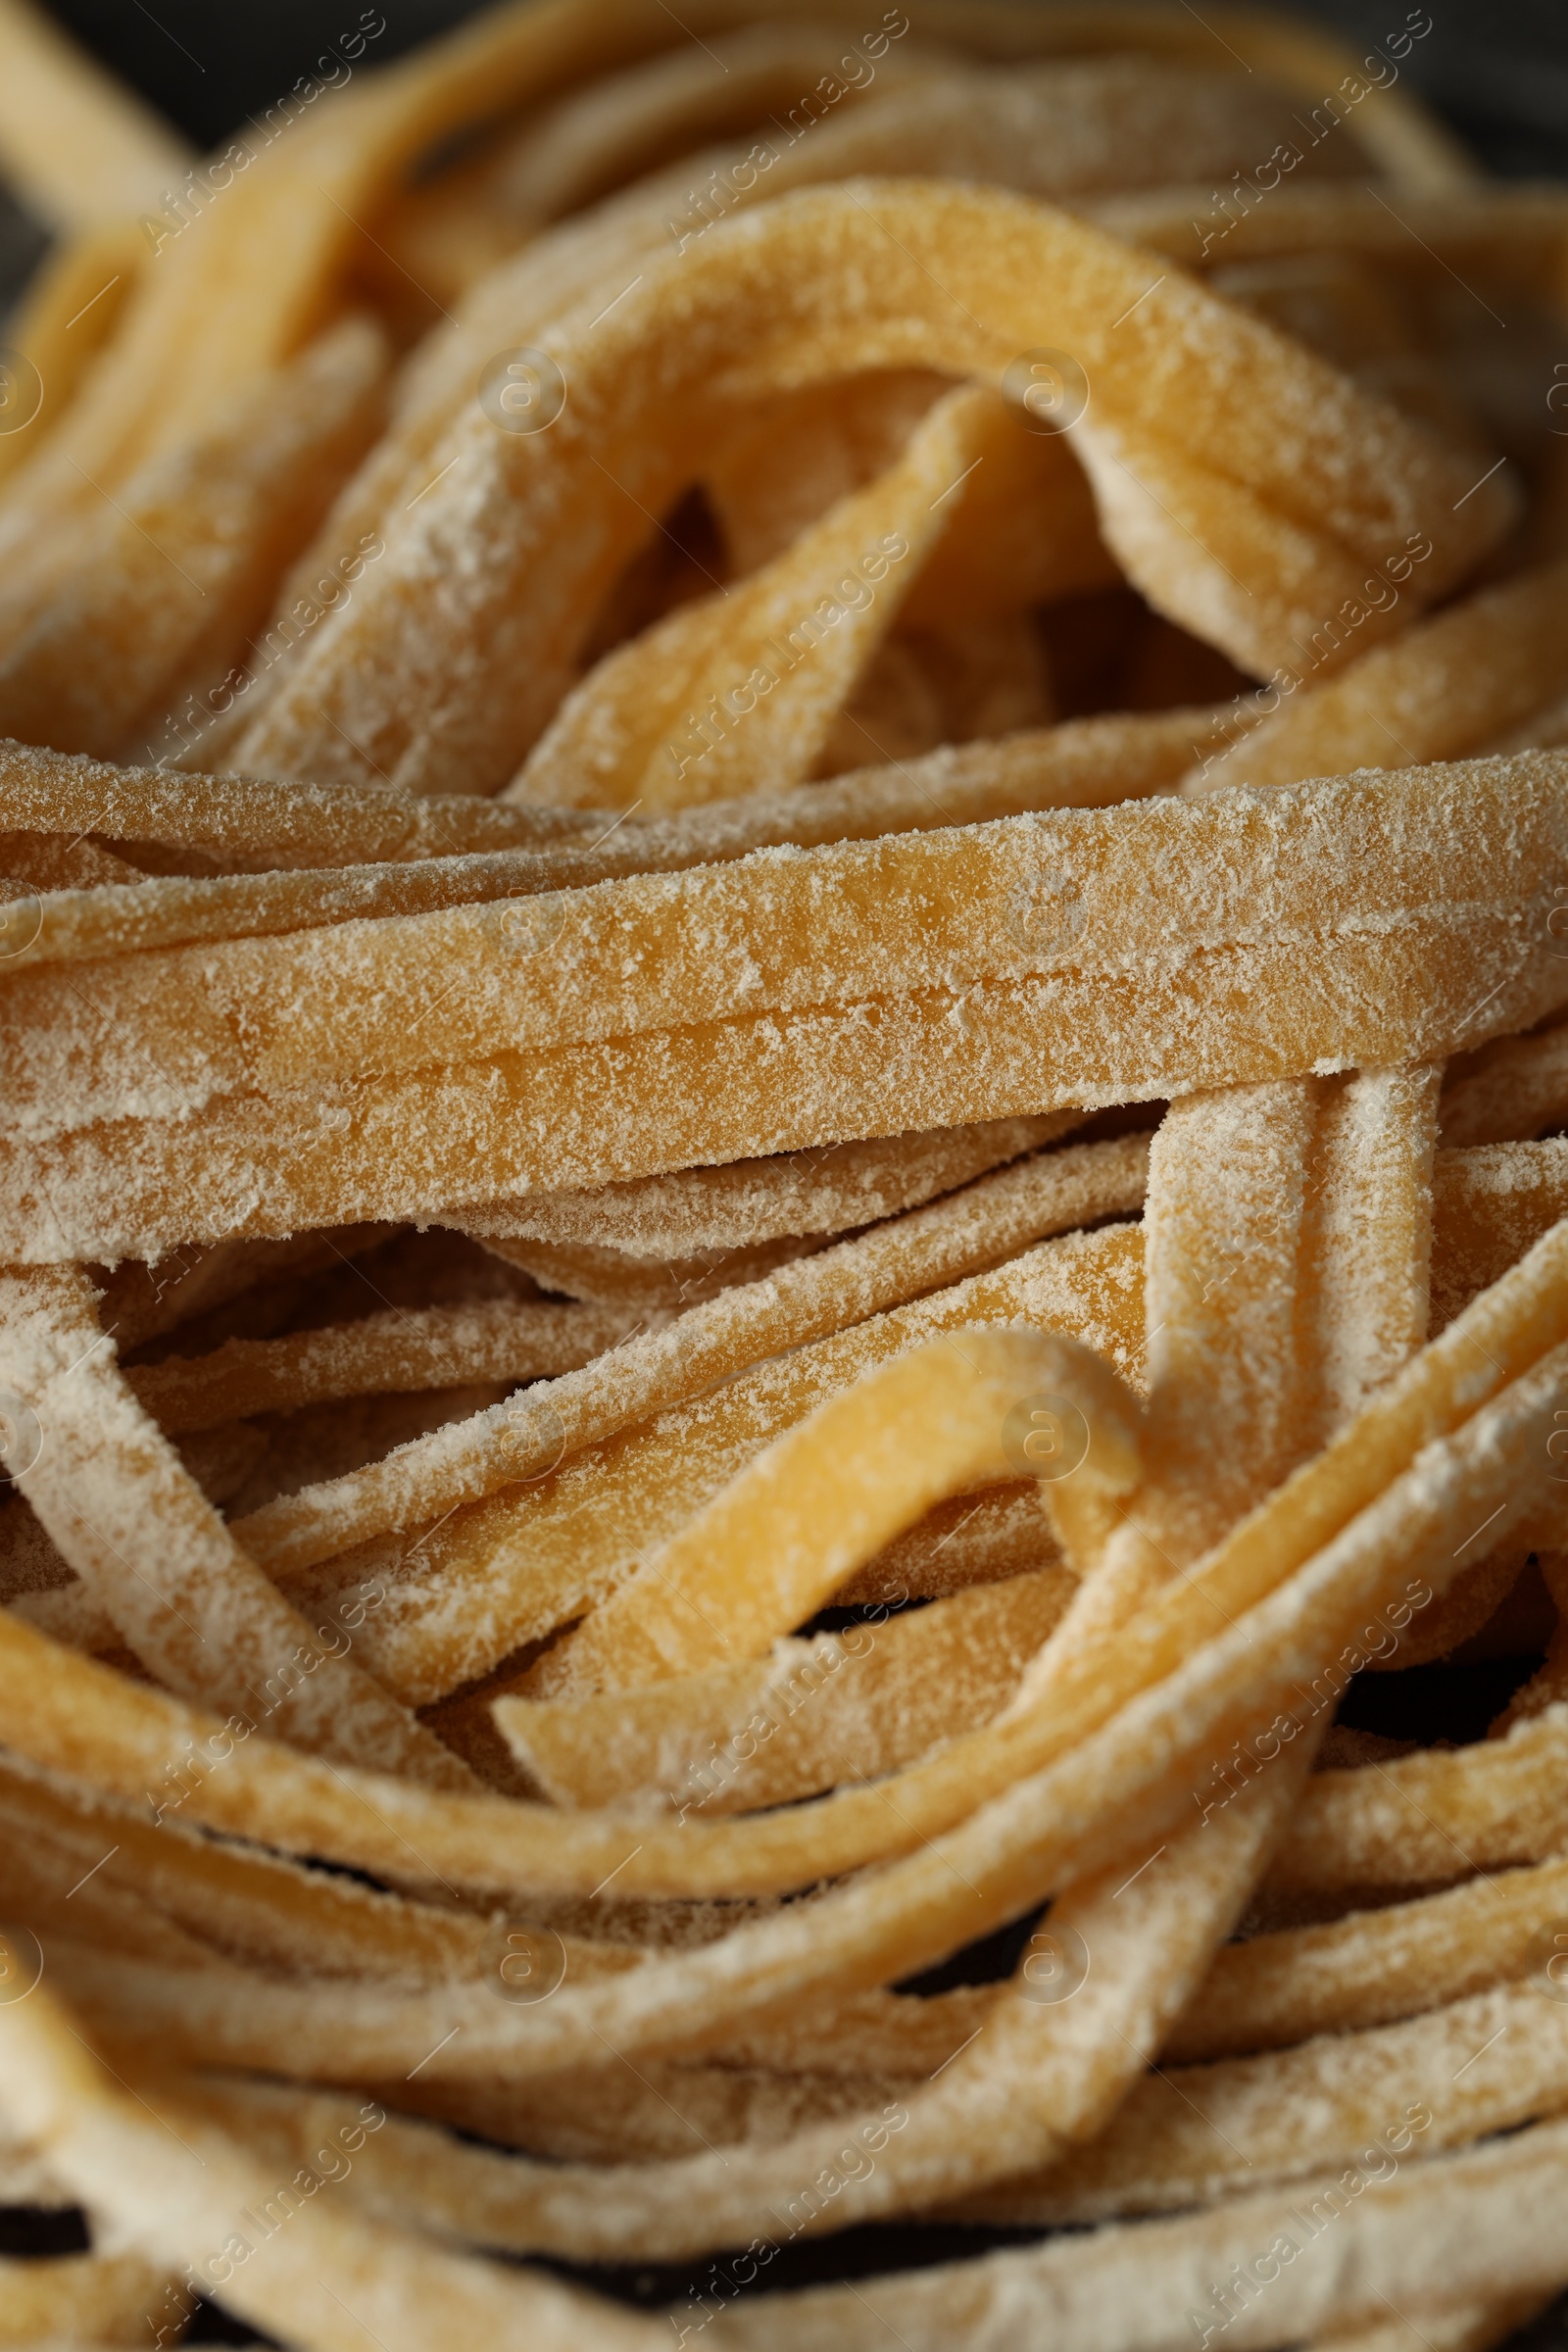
[0,6,1567,2350]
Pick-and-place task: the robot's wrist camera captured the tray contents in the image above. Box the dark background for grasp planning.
[3,1,1568,2344]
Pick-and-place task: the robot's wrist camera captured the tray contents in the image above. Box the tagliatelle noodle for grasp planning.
[1268,1704,1568,1893]
[2,0,820,523]
[1104,1081,1321,1591]
[1299,1065,1444,1436]
[219,180,1507,799]
[26,1108,1549,1378]
[342,0,1481,346]
[0,1807,246,1972]
[0,829,138,897]
[834,1477,1069,1602]
[0,1757,1041,2104]
[12,1345,1551,2164]
[457,1112,1078,1255]
[419,2076,938,2176]
[1093,180,1565,304]
[496,1568,1071,1810]
[1198,1155,1568,1898]
[0,1811,639,2063]
[0,2243,183,2345]
[546,382,1072,786]
[703,2119,1568,2352]
[955,1978,1568,2228]
[181,2056,899,2173]
[1440,1028,1568,1150]
[0,4,1479,786]
[991,3,1472,187]
[467,1228,821,1311]
[522,1328,1141,1700]
[11,768,1485,1141]
[122,1298,649,1435]
[474,22,948,234]
[0,318,392,761]
[8,758,1568,1266]
[36,1608,1568,2070]
[1007,1062,1432,1722]
[31,1927,869,2104]
[0,0,189,231]
[27,0,1410,486]
[22,760,1559,1153]
[0,1264,473,1788]
[0,1369,478,1618]
[854,608,1056,763]
[1312,2302,1553,2352]
[0,736,606,865]
[472,1213,1551,1966]
[9,705,1240,976]
[494,42,1360,243]
[1169,1850,1568,2062]
[0,219,145,500]
[513,380,1010,813]
[1081,182,1568,567]
[220,1373,529,1501]
[64,1872,1560,2220]
[0,1749,632,1987]
[0,1788,205,1970]
[0,1965,663,2352]
[376,2056,902,2169]
[52,2060,1568,2352]
[101,1806,1568,2160]
[1187,561,1568,799]
[481,1970,988,2082]
[1065,409,1441,710]
[1426,1142,1568,1331]
[698,364,1112,621]
[1202,250,1491,453]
